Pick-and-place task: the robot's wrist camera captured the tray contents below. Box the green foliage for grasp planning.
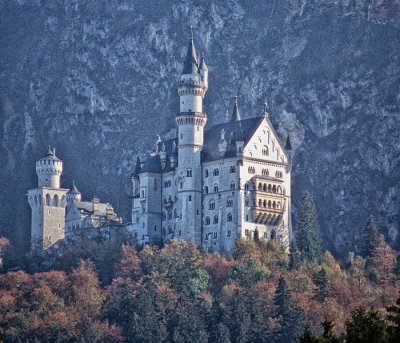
[362,215,379,258]
[228,257,270,287]
[297,325,319,343]
[289,239,302,269]
[345,308,388,343]
[295,192,322,263]
[274,276,304,343]
[0,238,399,342]
[312,267,329,302]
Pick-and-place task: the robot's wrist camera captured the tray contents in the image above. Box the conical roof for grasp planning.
[285,135,292,151]
[182,30,199,74]
[69,181,81,194]
[231,96,241,122]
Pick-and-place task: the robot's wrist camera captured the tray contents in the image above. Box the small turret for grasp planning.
[231,96,241,122]
[36,146,63,189]
[199,54,208,91]
[67,181,81,202]
[182,27,199,75]
[218,128,228,157]
[159,142,167,170]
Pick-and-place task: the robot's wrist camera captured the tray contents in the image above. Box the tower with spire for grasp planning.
[175,28,208,245]
[131,30,292,252]
[27,147,69,250]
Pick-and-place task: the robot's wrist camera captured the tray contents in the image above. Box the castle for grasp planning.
[27,32,292,253]
[27,147,122,250]
[131,33,292,252]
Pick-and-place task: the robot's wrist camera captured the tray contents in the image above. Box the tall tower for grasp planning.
[176,29,208,245]
[27,147,69,250]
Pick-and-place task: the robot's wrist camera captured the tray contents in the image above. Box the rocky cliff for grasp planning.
[1,0,399,255]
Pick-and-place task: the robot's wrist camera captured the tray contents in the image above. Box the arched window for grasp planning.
[227,213,232,222]
[272,185,277,193]
[213,168,219,176]
[262,146,269,156]
[204,186,209,194]
[53,194,59,207]
[248,166,255,174]
[268,200,272,208]
[258,199,262,207]
[230,165,236,173]
[45,194,51,206]
[268,184,272,193]
[205,217,211,225]
[205,169,209,178]
[213,215,219,224]
[273,201,276,209]
[209,200,215,210]
[263,184,267,192]
[60,195,66,207]
[258,183,262,190]
[277,186,282,194]
[230,182,235,191]
[214,185,219,193]
[227,198,233,207]
[262,168,269,176]
[271,230,276,240]
[187,168,192,177]
[263,200,267,208]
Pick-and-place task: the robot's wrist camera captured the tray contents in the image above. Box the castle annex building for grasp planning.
[27,148,121,250]
[132,34,292,252]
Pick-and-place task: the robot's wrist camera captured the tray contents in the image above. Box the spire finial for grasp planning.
[190,25,193,40]
[264,98,269,117]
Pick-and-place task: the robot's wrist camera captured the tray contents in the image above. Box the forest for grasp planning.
[0,194,399,343]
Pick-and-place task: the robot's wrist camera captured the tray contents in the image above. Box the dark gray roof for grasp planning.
[231,96,241,122]
[182,37,199,75]
[68,181,81,194]
[202,116,263,162]
[137,116,263,174]
[39,147,61,161]
[285,135,292,151]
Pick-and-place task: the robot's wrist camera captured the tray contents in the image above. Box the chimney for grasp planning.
[92,196,100,213]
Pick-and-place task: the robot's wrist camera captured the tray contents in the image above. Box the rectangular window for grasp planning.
[245,229,250,237]
[213,232,218,239]
[227,230,232,237]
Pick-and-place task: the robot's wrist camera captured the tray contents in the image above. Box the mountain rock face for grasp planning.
[1,0,399,255]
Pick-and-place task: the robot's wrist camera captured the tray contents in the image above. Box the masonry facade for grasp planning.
[131,34,293,252]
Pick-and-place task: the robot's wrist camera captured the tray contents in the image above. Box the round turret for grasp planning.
[36,147,63,189]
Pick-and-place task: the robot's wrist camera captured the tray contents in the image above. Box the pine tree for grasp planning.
[387,290,400,343]
[362,215,379,258]
[297,325,318,343]
[295,192,322,263]
[312,268,329,302]
[345,308,388,343]
[320,319,340,343]
[274,276,303,343]
[289,239,301,269]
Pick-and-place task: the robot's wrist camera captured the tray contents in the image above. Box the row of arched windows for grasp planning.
[205,213,232,225]
[257,183,283,194]
[37,194,66,207]
[209,198,234,209]
[257,199,282,210]
[248,166,255,174]
[204,166,236,178]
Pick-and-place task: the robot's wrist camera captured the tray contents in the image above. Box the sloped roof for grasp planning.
[74,201,108,216]
[137,116,265,174]
[254,212,283,226]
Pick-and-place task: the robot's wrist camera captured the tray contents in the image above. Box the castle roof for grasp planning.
[136,116,263,174]
[231,96,241,122]
[39,147,61,161]
[68,181,81,194]
[182,30,199,75]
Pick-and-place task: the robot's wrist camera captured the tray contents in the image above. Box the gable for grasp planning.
[243,117,287,164]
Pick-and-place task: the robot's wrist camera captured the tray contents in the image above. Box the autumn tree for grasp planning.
[295,192,322,263]
[368,234,396,286]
